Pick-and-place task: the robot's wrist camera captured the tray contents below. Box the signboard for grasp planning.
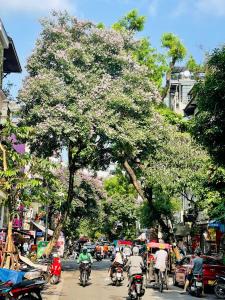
[56,232,65,257]
[37,241,48,258]
[36,231,43,237]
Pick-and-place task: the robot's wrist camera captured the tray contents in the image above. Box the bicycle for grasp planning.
[158,268,168,293]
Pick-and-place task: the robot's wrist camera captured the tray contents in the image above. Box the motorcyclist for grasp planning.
[77,246,93,279]
[95,243,101,254]
[181,248,204,294]
[154,244,168,284]
[109,247,124,277]
[125,246,145,288]
[123,245,132,262]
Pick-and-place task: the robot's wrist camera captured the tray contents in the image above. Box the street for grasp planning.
[54,260,216,300]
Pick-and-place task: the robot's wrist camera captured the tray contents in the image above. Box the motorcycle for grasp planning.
[187,274,203,298]
[214,274,225,299]
[0,279,45,299]
[95,251,102,262]
[49,257,62,284]
[80,261,91,287]
[129,274,145,300]
[111,265,124,286]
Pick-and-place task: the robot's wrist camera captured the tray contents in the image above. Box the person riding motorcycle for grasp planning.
[77,246,93,279]
[181,248,204,294]
[125,246,145,288]
[123,245,132,262]
[109,247,124,277]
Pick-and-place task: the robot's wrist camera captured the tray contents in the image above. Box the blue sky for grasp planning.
[1,0,225,96]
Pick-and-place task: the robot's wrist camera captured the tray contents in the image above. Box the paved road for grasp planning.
[56,260,217,300]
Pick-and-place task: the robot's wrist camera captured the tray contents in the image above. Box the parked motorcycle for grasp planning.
[214,274,225,299]
[129,274,145,300]
[80,261,91,287]
[49,257,62,284]
[111,265,124,286]
[0,279,45,299]
[187,274,203,298]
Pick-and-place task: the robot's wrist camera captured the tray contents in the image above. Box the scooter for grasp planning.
[111,265,124,286]
[0,279,45,299]
[188,274,203,298]
[80,261,91,287]
[49,257,62,284]
[214,274,225,299]
[129,274,145,300]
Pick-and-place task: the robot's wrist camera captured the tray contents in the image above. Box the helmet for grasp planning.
[133,246,139,256]
[159,244,165,250]
[82,246,88,253]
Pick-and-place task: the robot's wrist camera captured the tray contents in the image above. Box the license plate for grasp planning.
[196,282,202,287]
[208,280,215,285]
[117,273,121,278]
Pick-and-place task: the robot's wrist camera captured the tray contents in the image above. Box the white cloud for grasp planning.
[148,0,159,16]
[195,0,225,16]
[0,0,75,13]
[172,0,188,17]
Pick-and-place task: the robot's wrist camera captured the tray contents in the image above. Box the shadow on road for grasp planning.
[62,259,111,272]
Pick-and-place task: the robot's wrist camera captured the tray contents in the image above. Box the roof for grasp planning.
[3,37,22,73]
[31,221,53,236]
[0,19,9,48]
[172,66,187,74]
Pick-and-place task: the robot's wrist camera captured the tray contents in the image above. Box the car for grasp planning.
[173,255,225,287]
[83,242,96,256]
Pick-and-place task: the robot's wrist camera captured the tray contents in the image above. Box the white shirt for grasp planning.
[154,249,168,271]
[114,252,123,265]
[123,247,132,256]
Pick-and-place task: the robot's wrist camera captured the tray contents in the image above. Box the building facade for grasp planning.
[0,18,22,228]
[0,18,21,125]
[164,67,204,115]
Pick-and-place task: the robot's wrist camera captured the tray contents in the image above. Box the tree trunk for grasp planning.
[2,205,17,269]
[161,59,176,102]
[44,142,76,256]
[44,217,64,257]
[123,160,145,199]
[123,159,172,241]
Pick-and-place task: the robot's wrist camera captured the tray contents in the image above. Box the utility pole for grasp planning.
[43,179,49,242]
[45,203,49,242]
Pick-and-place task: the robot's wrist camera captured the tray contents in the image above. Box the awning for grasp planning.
[31,221,53,236]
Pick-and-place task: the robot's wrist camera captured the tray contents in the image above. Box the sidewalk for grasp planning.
[42,277,64,300]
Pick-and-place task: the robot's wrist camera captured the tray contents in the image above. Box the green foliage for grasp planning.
[96,22,105,29]
[101,173,138,240]
[161,33,187,62]
[63,172,106,239]
[192,46,225,166]
[132,38,168,88]
[112,9,146,32]
[186,55,204,74]
[202,166,225,222]
[156,104,189,130]
[0,121,42,216]
[104,171,136,198]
